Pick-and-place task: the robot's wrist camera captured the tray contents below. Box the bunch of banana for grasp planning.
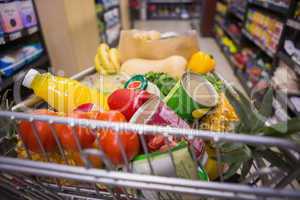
[94,43,121,75]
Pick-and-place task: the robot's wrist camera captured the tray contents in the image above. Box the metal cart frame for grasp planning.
[0,67,299,200]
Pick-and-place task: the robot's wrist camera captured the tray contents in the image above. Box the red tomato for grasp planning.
[56,111,96,151]
[19,109,58,153]
[108,89,152,121]
[94,111,140,165]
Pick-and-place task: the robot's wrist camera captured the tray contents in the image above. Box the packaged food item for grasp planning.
[165,72,219,122]
[22,69,108,113]
[119,30,199,62]
[107,89,153,121]
[0,43,43,77]
[130,96,190,152]
[120,55,187,79]
[188,51,216,74]
[0,49,26,77]
[131,142,208,200]
[18,0,37,28]
[124,75,162,97]
[0,1,23,33]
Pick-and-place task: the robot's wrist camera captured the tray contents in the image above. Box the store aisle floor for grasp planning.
[134,20,245,93]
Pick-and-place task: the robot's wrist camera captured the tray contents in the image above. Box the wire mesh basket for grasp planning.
[0,68,300,200]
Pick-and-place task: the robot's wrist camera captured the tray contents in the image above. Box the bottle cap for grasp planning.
[22,69,40,88]
[124,75,148,90]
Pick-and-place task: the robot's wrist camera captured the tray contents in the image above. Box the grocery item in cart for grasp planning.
[187,51,216,74]
[120,55,187,79]
[130,95,191,152]
[165,72,219,122]
[119,30,199,62]
[124,74,161,97]
[144,72,177,97]
[131,142,208,200]
[94,111,140,166]
[22,69,108,113]
[94,43,120,75]
[19,109,59,153]
[108,89,153,121]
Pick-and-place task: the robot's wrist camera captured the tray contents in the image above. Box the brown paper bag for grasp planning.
[119,30,199,63]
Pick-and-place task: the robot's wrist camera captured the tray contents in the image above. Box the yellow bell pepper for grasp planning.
[187,51,216,74]
[205,145,224,180]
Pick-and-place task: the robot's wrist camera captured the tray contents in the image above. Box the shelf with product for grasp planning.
[228,0,247,21]
[0,0,50,96]
[147,0,196,4]
[0,25,39,46]
[213,0,299,99]
[248,0,291,15]
[146,0,201,20]
[0,53,49,93]
[95,0,121,47]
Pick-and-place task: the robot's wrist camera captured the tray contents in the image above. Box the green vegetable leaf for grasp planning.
[254,149,292,172]
[225,86,252,133]
[240,159,253,181]
[145,72,177,96]
[263,118,300,137]
[233,87,264,132]
[224,161,243,180]
[258,88,273,118]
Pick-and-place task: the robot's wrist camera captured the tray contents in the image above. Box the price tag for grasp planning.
[9,31,22,41]
[0,37,5,45]
[27,26,38,35]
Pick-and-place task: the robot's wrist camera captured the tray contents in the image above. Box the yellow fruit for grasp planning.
[94,55,108,75]
[192,108,210,119]
[109,48,121,71]
[204,145,223,180]
[188,51,216,74]
[98,43,116,74]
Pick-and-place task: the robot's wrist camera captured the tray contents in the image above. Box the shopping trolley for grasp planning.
[0,67,299,200]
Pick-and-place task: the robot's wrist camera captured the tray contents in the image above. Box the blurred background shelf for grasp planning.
[0,54,49,93]
[248,0,290,15]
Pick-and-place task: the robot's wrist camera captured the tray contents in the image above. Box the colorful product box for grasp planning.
[0,1,24,33]
[18,0,37,28]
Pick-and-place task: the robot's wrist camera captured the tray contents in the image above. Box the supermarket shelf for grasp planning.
[286,19,300,31]
[278,51,300,76]
[147,0,195,3]
[0,54,48,92]
[242,29,275,57]
[148,16,197,20]
[106,21,121,29]
[103,4,119,12]
[214,36,238,72]
[0,26,39,46]
[217,21,242,45]
[248,0,289,15]
[215,33,252,95]
[228,9,244,21]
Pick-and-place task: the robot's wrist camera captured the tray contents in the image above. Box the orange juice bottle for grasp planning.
[22,69,108,113]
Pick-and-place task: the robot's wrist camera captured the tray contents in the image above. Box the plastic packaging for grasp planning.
[22,69,108,113]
